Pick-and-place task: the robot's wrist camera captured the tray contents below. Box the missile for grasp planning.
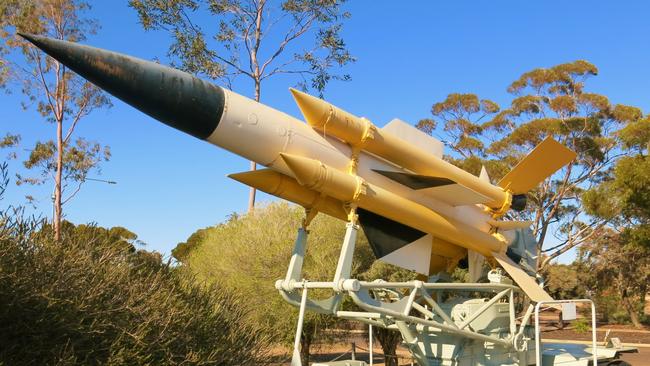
[279,153,503,257]
[289,89,577,215]
[228,169,348,221]
[20,33,576,302]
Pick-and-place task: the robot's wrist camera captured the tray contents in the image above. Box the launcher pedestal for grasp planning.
[276,219,636,366]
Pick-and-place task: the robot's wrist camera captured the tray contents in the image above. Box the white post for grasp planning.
[591,301,597,366]
[369,324,374,366]
[291,284,309,366]
[534,299,598,366]
[333,222,358,287]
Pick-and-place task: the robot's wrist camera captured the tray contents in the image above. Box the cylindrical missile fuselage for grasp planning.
[208,88,492,233]
[279,153,504,257]
[21,34,502,258]
[228,169,348,221]
[290,90,512,211]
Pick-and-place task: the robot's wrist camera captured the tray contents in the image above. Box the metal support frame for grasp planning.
[291,284,309,366]
[369,324,373,366]
[277,221,609,366]
[534,299,597,366]
[346,281,517,347]
[278,217,361,366]
[276,218,528,364]
[276,221,359,314]
[281,275,524,350]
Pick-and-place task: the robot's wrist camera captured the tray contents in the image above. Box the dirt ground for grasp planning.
[542,323,650,344]
[269,324,650,365]
[271,342,649,365]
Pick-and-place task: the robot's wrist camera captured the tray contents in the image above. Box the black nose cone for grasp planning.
[18,33,224,140]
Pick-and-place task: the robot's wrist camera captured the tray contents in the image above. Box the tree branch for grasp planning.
[259,12,317,77]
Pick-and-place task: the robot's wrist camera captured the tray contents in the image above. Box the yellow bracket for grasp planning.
[343,118,375,224]
[321,105,335,139]
[488,190,513,218]
[346,203,359,224]
[302,207,318,229]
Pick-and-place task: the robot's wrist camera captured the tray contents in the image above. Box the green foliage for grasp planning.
[182,202,372,363]
[573,318,590,334]
[576,229,650,328]
[618,117,650,152]
[128,0,354,96]
[417,60,645,271]
[0,163,267,366]
[0,133,20,161]
[172,226,211,263]
[0,221,267,365]
[542,263,584,299]
[0,133,20,149]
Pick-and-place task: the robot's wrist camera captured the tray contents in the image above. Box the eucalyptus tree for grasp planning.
[417,61,642,270]
[0,0,111,241]
[579,113,650,328]
[129,0,355,212]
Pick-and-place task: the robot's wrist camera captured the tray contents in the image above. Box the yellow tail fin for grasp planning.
[498,137,577,194]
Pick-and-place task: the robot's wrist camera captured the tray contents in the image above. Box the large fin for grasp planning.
[372,169,455,189]
[479,165,491,183]
[358,209,467,275]
[498,137,577,194]
[468,250,485,282]
[379,234,433,274]
[357,208,427,258]
[381,118,443,158]
[492,252,553,303]
[373,169,491,206]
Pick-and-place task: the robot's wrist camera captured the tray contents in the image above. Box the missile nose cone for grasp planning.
[289,88,330,126]
[16,32,39,45]
[18,33,224,140]
[279,153,325,189]
[227,170,283,193]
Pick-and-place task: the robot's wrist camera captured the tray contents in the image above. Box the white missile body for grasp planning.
[20,33,578,302]
[210,89,491,232]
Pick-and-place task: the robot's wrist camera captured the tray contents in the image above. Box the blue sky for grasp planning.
[2,1,649,259]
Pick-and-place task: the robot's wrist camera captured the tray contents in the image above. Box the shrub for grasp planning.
[0,219,267,365]
[573,318,591,334]
[184,202,373,365]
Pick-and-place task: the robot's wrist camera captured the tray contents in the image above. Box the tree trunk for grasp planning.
[54,118,63,241]
[622,297,643,329]
[374,327,400,366]
[247,80,262,213]
[299,330,312,366]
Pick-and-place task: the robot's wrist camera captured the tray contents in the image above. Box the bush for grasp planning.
[0,218,267,365]
[184,202,373,365]
[573,318,591,334]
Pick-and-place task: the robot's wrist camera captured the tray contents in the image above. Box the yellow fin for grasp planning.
[487,219,533,230]
[498,137,576,194]
[492,252,553,303]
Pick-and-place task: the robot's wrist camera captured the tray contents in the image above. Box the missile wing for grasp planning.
[19,33,576,303]
[498,137,577,194]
